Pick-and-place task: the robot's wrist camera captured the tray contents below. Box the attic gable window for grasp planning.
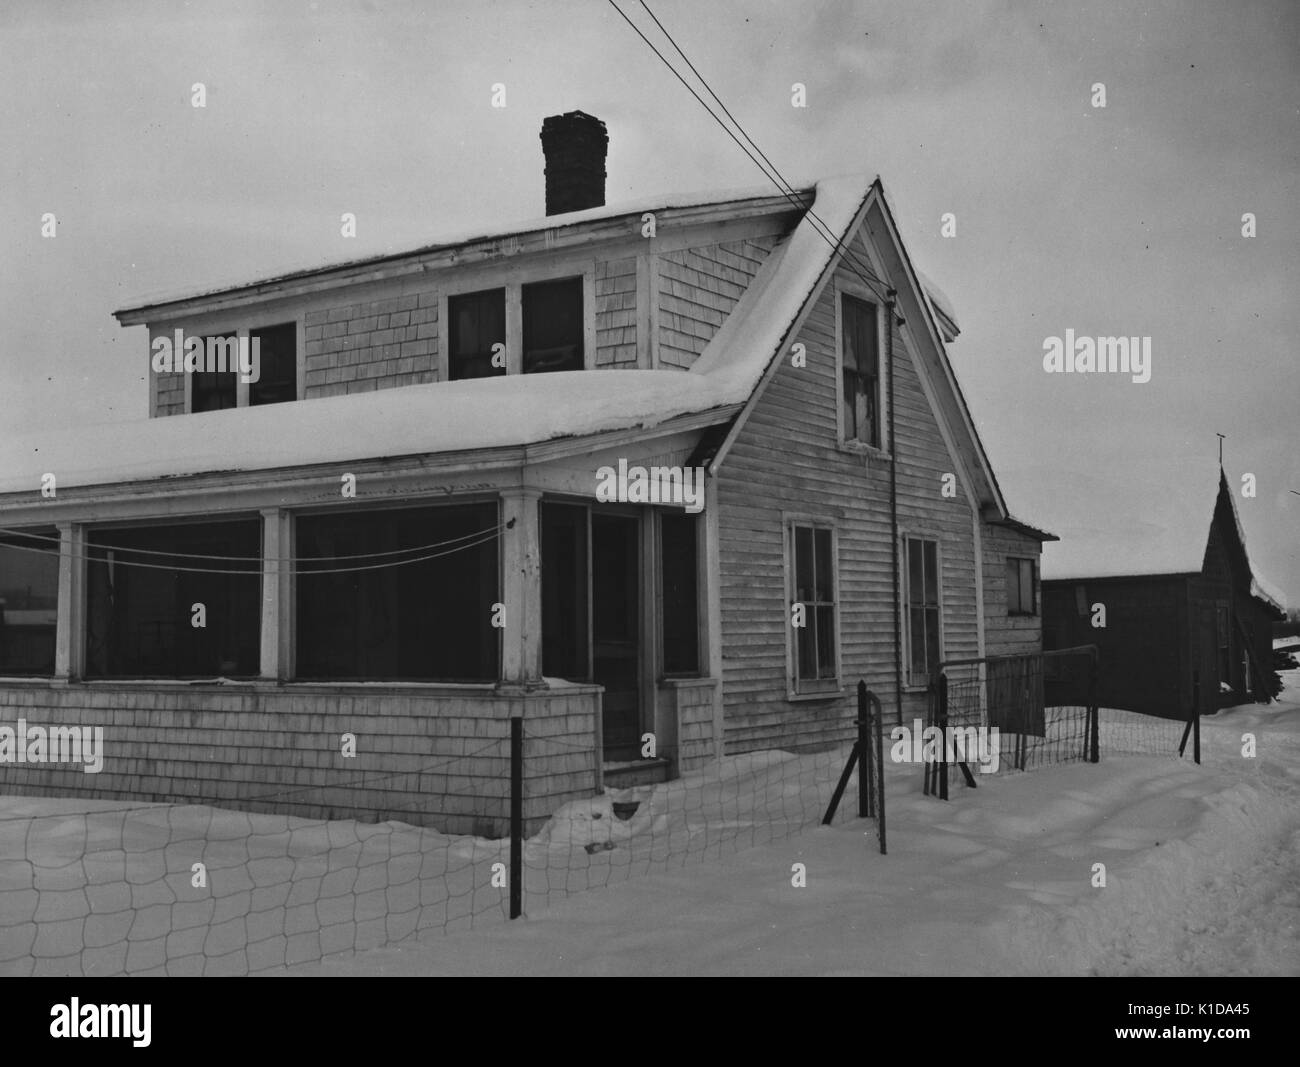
[523,277,583,373]
[449,288,506,380]
[841,294,881,448]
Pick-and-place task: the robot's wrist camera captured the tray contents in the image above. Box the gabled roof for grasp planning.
[1042,467,1285,613]
[1,173,1004,503]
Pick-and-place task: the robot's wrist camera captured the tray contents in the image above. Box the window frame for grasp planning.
[784,515,842,699]
[1006,556,1037,617]
[835,277,889,455]
[902,534,944,689]
[178,311,306,413]
[437,259,597,380]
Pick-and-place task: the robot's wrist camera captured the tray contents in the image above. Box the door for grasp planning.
[591,514,641,761]
[1194,606,1219,715]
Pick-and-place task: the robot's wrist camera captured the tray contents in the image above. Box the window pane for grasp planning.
[794,526,814,603]
[815,605,835,675]
[86,519,262,678]
[923,541,939,605]
[522,277,583,373]
[814,528,834,602]
[841,368,859,440]
[1006,558,1020,612]
[193,334,239,411]
[296,503,499,681]
[541,503,589,680]
[1021,560,1035,613]
[925,606,941,675]
[660,513,699,675]
[449,289,506,380]
[0,529,59,676]
[909,606,927,680]
[907,539,924,607]
[797,613,817,680]
[250,323,296,406]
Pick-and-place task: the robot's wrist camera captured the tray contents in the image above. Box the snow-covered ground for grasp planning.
[2,676,1297,976]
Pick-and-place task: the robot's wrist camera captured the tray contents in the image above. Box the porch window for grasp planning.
[523,277,583,373]
[250,322,297,405]
[0,527,59,676]
[85,519,262,678]
[1007,557,1036,616]
[841,294,880,448]
[791,523,837,691]
[905,537,941,685]
[448,288,506,380]
[541,502,589,680]
[296,503,499,682]
[659,512,700,676]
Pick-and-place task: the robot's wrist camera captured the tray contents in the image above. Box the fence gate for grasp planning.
[923,646,1099,799]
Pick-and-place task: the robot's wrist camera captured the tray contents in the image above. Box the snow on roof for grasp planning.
[914,268,959,332]
[1042,465,1286,612]
[116,180,821,314]
[2,175,873,495]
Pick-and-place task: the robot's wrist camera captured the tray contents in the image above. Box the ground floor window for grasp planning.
[85,519,262,678]
[0,527,59,676]
[1007,556,1036,615]
[905,536,942,685]
[296,502,499,681]
[790,522,838,692]
[659,512,700,676]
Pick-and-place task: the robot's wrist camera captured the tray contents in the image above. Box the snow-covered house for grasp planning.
[0,112,1050,832]
[1042,468,1286,718]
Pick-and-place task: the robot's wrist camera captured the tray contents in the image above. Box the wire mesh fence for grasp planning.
[0,712,870,976]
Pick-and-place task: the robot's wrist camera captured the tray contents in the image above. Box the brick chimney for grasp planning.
[540,111,608,216]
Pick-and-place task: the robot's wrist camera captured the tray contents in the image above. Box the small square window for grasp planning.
[522,277,583,373]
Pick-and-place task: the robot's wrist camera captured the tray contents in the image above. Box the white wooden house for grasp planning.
[0,112,1051,833]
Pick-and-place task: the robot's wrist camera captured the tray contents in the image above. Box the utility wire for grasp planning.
[608,0,892,306]
[0,528,502,577]
[0,522,508,566]
[634,0,892,300]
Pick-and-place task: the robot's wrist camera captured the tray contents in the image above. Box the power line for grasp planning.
[0,527,502,577]
[634,0,891,301]
[0,522,507,566]
[608,0,892,306]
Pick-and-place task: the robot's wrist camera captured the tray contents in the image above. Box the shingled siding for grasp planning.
[715,231,979,752]
[0,683,599,836]
[982,524,1044,658]
[595,257,638,367]
[658,237,777,370]
[153,368,186,417]
[304,292,438,398]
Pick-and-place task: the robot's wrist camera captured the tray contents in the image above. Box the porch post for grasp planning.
[704,476,725,763]
[499,488,542,687]
[54,521,84,679]
[259,508,291,681]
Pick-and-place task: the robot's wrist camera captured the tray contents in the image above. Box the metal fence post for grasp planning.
[857,681,870,818]
[1088,649,1100,764]
[510,715,522,920]
[874,692,887,855]
[938,673,949,802]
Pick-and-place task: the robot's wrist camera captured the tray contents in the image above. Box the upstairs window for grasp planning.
[192,334,238,412]
[523,277,583,373]
[1007,557,1037,616]
[449,288,506,380]
[250,322,297,405]
[905,537,941,685]
[841,294,881,448]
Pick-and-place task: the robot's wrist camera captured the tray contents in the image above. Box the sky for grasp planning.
[1,0,1297,605]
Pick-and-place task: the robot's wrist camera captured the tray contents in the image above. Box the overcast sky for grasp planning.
[1,0,1296,604]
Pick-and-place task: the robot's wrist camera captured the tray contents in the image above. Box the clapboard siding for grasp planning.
[658,237,777,370]
[716,228,978,753]
[983,524,1044,658]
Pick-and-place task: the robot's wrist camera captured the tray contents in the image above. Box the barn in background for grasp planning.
[1042,469,1285,719]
